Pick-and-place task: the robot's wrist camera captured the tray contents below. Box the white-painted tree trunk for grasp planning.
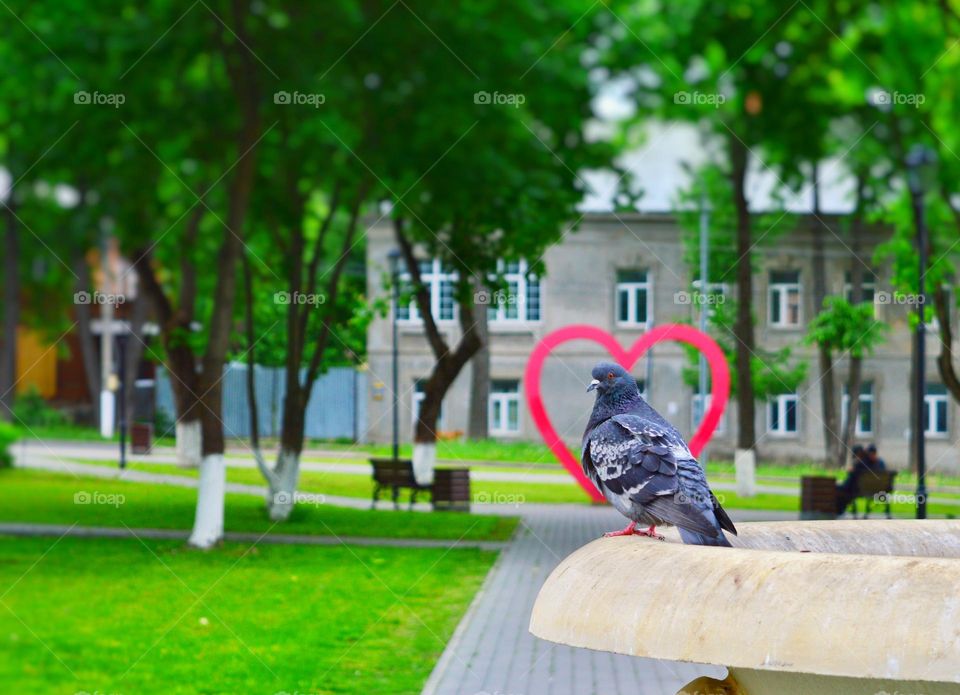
[188,453,225,549]
[735,448,757,498]
[266,448,301,522]
[176,420,202,468]
[412,442,436,486]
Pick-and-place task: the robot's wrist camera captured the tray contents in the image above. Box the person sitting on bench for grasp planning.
[866,443,886,473]
[836,445,869,516]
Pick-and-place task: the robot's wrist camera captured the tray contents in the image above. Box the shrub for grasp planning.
[12,386,68,428]
[0,421,17,468]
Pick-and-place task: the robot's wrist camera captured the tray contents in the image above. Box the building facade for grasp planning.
[365,213,959,473]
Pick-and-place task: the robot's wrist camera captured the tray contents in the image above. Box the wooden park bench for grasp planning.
[370,458,471,511]
[850,471,897,519]
[801,471,898,520]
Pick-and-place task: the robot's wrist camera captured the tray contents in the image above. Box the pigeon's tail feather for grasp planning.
[678,526,732,547]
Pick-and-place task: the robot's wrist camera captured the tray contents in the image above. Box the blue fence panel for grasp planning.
[155,364,364,441]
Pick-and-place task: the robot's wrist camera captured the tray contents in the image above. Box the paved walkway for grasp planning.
[422,504,738,695]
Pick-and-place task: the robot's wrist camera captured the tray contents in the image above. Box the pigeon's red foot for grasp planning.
[603,521,637,537]
[635,525,665,541]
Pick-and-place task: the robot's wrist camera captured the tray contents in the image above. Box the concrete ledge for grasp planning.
[530,521,960,688]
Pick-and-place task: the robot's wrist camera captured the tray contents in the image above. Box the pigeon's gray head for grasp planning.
[586,362,638,398]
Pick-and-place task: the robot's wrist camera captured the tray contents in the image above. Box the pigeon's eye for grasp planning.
[607,371,615,379]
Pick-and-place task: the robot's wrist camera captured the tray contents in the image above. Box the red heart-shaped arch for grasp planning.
[523,324,730,502]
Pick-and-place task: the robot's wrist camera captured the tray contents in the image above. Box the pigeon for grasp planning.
[581,362,737,547]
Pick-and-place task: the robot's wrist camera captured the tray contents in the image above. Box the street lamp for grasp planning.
[115,332,130,470]
[387,249,402,462]
[906,144,936,520]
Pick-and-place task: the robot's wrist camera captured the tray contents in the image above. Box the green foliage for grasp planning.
[0,421,17,468]
[805,296,888,358]
[12,387,67,428]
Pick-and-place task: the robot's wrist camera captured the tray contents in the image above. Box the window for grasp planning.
[768,393,799,435]
[397,259,456,323]
[489,380,521,434]
[412,379,444,428]
[924,383,949,437]
[488,260,541,323]
[768,270,801,327]
[616,270,652,327]
[692,386,726,434]
[843,270,876,304]
[841,382,874,435]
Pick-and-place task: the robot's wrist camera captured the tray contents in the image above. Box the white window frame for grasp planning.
[397,259,457,324]
[767,393,799,436]
[924,385,949,437]
[692,393,726,435]
[488,260,542,324]
[616,270,652,328]
[841,382,874,436]
[843,271,877,305]
[489,380,521,435]
[768,271,802,328]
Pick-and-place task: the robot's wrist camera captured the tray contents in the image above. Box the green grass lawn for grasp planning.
[0,534,493,694]
[66,457,591,505]
[0,469,518,541]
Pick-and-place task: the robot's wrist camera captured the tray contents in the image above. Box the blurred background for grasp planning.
[1,1,959,693]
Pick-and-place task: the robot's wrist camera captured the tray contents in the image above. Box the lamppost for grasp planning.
[906,144,935,520]
[387,249,402,462]
[116,332,129,470]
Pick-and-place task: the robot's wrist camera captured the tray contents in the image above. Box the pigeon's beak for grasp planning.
[586,379,600,393]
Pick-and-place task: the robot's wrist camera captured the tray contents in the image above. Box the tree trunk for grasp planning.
[74,254,101,425]
[467,280,490,440]
[189,0,262,548]
[133,248,202,466]
[729,135,756,450]
[810,167,838,465]
[394,219,484,484]
[934,189,960,404]
[0,196,20,421]
[122,295,149,430]
[838,182,867,468]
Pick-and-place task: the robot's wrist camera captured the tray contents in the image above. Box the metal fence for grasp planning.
[156,363,367,441]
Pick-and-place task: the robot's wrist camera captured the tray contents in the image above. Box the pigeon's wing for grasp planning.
[585,416,679,505]
[608,414,724,537]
